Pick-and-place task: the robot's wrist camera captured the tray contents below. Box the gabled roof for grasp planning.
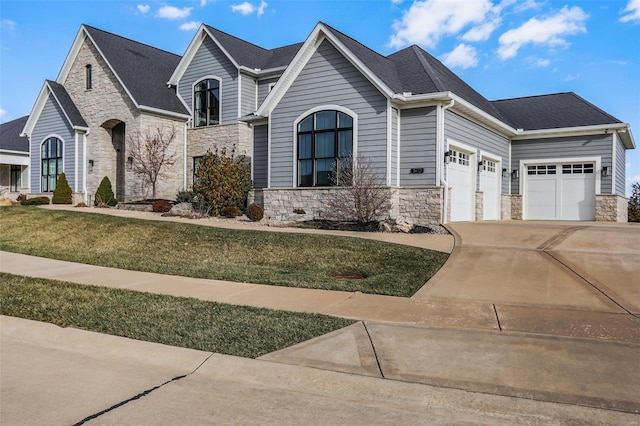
[0,116,29,152]
[492,92,623,130]
[202,25,271,69]
[82,26,188,116]
[21,80,89,137]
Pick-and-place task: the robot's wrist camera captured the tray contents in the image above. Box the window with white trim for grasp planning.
[194,79,220,127]
[562,163,594,174]
[41,137,63,192]
[527,165,556,175]
[450,150,469,166]
[483,159,496,172]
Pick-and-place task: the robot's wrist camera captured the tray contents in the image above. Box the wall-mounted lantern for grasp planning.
[511,169,519,180]
[601,166,610,177]
[444,150,451,164]
[88,160,94,172]
[478,161,484,172]
[502,168,508,178]
[127,156,133,171]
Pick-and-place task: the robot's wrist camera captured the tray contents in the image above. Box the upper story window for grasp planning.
[297,110,353,187]
[194,79,220,127]
[85,64,92,90]
[41,137,63,192]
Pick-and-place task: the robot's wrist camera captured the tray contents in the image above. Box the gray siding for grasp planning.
[510,134,613,194]
[615,137,626,196]
[258,77,279,106]
[400,107,437,186]
[30,95,76,192]
[253,124,268,189]
[77,134,84,192]
[445,111,510,193]
[270,39,388,187]
[391,107,398,185]
[178,36,238,124]
[240,73,256,117]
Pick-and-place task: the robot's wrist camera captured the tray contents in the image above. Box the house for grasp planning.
[16,22,635,222]
[0,116,30,198]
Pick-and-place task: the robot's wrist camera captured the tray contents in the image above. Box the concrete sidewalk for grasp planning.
[3,316,637,424]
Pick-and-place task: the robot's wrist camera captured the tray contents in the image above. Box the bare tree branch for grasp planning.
[127,126,178,199]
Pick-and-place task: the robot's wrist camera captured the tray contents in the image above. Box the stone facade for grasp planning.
[475,191,483,221]
[501,194,512,220]
[595,194,628,222]
[511,194,523,220]
[186,123,252,188]
[397,187,445,225]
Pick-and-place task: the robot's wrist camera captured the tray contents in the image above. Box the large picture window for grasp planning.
[297,110,353,187]
[41,137,63,192]
[194,79,220,127]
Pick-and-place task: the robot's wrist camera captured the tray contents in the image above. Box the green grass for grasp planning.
[0,273,355,358]
[0,207,448,297]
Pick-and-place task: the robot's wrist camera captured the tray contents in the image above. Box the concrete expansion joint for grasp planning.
[361,321,385,379]
[71,352,216,425]
[492,304,503,331]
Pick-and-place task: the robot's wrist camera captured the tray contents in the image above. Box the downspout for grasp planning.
[83,129,90,204]
[438,99,455,224]
[184,120,190,189]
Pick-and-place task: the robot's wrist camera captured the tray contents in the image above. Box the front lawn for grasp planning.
[0,273,355,358]
[0,207,447,297]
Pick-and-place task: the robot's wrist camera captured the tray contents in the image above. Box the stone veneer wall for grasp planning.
[501,194,512,220]
[475,191,483,221]
[511,194,523,220]
[397,187,445,225]
[595,194,628,222]
[186,123,252,188]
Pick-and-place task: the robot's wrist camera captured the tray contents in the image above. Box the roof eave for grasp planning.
[513,123,634,148]
[138,105,190,120]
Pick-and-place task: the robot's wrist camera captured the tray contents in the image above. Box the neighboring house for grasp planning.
[17,21,635,222]
[0,116,30,198]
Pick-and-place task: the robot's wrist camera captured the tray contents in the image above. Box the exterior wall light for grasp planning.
[502,168,508,178]
[88,160,94,172]
[478,161,484,172]
[511,169,519,180]
[127,156,134,171]
[601,166,610,177]
[444,150,451,164]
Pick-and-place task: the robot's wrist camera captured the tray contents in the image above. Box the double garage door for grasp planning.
[524,162,596,220]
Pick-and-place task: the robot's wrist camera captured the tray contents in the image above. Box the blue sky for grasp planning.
[1,0,639,192]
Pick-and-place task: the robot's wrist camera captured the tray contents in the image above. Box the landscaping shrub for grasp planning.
[23,196,50,206]
[16,194,27,205]
[246,204,264,222]
[75,202,88,208]
[95,176,117,206]
[629,182,640,222]
[152,200,172,213]
[192,146,252,216]
[175,190,194,203]
[221,205,241,218]
[52,173,72,204]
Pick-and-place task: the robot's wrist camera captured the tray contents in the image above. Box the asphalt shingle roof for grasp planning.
[0,116,29,152]
[84,25,188,115]
[492,93,623,130]
[46,80,88,128]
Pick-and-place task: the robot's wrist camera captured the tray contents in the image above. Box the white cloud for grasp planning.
[390,0,493,48]
[497,6,588,60]
[1,19,16,30]
[180,21,200,31]
[514,0,545,13]
[0,107,7,121]
[231,1,267,16]
[157,5,193,20]
[391,0,404,4]
[462,18,501,42]
[628,174,640,184]
[200,0,209,6]
[564,73,580,81]
[441,43,479,69]
[620,0,640,23]
[137,4,150,14]
[534,58,550,67]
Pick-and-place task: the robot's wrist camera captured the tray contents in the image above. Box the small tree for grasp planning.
[192,146,252,216]
[323,155,392,223]
[52,172,72,204]
[127,126,178,199]
[629,182,640,222]
[95,176,117,206]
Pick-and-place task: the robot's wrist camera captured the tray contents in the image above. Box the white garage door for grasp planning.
[480,159,499,220]
[525,163,596,220]
[449,149,473,222]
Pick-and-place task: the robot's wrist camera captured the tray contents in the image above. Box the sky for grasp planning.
[1,0,639,193]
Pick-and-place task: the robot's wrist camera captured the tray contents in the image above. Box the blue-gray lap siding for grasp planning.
[391,107,398,185]
[269,39,388,188]
[510,134,613,194]
[178,36,239,124]
[615,137,626,196]
[258,77,279,107]
[253,124,268,189]
[400,107,437,186]
[30,95,76,192]
[444,111,510,194]
[240,73,256,117]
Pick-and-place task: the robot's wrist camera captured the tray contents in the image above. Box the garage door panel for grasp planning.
[526,177,557,220]
[449,149,473,222]
[560,176,596,220]
[480,159,499,220]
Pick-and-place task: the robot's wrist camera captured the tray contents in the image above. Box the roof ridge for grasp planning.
[320,22,394,64]
[83,24,181,58]
[492,92,573,102]
[409,45,446,92]
[568,92,623,123]
[203,24,270,53]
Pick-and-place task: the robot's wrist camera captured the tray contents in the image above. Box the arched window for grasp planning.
[194,79,220,127]
[297,110,353,187]
[41,137,63,192]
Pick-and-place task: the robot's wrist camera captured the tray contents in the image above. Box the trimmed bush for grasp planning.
[95,176,116,206]
[629,182,640,222]
[23,196,50,206]
[176,190,194,203]
[246,204,264,222]
[16,194,27,205]
[152,200,172,213]
[221,206,241,218]
[52,173,73,204]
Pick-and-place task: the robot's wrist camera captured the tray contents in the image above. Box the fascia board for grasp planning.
[20,83,50,137]
[168,25,208,85]
[138,105,191,120]
[56,26,87,83]
[0,153,30,165]
[514,123,635,148]
[202,26,240,69]
[448,93,517,136]
[45,81,80,131]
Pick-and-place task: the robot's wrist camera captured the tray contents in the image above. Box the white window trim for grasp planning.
[192,76,222,128]
[292,105,358,188]
[40,134,65,193]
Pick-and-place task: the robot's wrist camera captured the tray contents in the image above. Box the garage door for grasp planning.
[525,163,595,220]
[449,149,473,222]
[480,159,499,220]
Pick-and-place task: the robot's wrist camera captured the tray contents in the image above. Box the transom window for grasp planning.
[528,165,557,175]
[482,159,496,172]
[41,137,63,192]
[450,150,469,166]
[297,110,353,187]
[194,79,220,127]
[562,163,594,174]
